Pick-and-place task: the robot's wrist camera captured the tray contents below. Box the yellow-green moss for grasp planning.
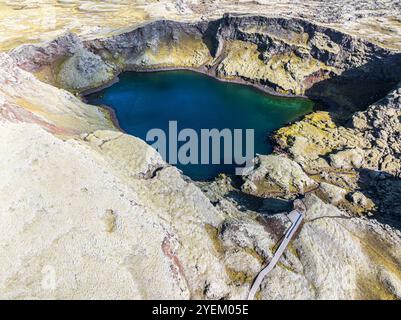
[238,25,310,48]
[103,209,116,233]
[287,243,301,259]
[205,224,225,256]
[225,267,254,285]
[217,40,333,95]
[33,55,76,90]
[243,247,266,265]
[255,290,263,300]
[357,275,397,300]
[350,230,401,299]
[274,111,338,156]
[135,34,213,68]
[277,261,297,273]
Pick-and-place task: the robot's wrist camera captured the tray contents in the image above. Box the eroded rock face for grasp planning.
[10,15,401,115]
[1,1,400,52]
[87,15,401,112]
[201,188,401,300]
[275,81,401,221]
[317,182,347,205]
[57,48,115,92]
[242,155,318,197]
[0,52,114,135]
[329,147,365,169]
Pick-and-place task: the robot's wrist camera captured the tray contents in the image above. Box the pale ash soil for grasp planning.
[1,2,401,300]
[0,0,401,51]
[1,51,401,299]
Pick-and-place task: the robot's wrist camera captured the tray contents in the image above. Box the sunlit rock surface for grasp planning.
[0,3,401,300]
[0,0,400,51]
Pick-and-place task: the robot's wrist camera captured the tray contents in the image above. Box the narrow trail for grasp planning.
[247,201,305,300]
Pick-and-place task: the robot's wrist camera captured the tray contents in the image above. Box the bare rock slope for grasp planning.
[0,14,401,299]
[1,0,400,51]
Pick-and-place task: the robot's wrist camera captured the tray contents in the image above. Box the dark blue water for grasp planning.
[86,71,313,180]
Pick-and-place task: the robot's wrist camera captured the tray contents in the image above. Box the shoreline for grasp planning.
[80,64,311,100]
[82,65,316,147]
[81,65,315,133]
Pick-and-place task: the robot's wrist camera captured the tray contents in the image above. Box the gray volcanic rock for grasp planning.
[352,83,401,173]
[329,147,365,169]
[242,155,318,197]
[275,80,401,220]
[10,15,400,113]
[57,48,115,91]
[10,32,83,72]
[318,182,347,205]
[349,191,375,211]
[88,15,401,105]
[1,0,401,52]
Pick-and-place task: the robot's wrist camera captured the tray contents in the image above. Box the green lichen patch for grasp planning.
[205,224,225,256]
[357,275,397,300]
[356,232,401,299]
[103,209,117,233]
[225,267,255,285]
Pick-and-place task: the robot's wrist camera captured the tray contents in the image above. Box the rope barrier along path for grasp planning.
[247,209,304,300]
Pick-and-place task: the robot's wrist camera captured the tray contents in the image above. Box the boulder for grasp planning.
[242,154,318,197]
[57,48,115,92]
[318,182,347,205]
[329,147,365,169]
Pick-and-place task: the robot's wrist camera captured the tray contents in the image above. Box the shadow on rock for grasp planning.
[305,52,401,125]
[357,168,401,230]
[225,190,293,215]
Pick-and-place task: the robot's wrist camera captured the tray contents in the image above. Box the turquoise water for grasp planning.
[86,71,313,180]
